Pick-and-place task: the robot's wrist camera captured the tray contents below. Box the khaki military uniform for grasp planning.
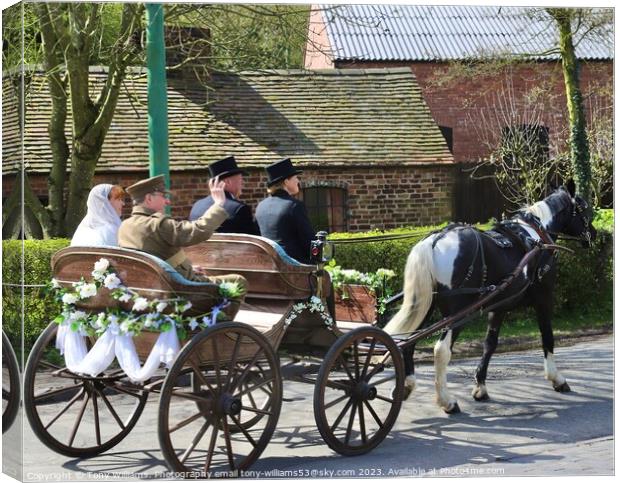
[118,204,247,316]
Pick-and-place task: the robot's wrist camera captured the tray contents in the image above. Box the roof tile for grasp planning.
[3,67,453,174]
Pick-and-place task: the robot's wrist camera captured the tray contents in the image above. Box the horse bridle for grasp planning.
[551,198,593,245]
[518,194,592,248]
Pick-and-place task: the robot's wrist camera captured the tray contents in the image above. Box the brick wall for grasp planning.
[5,163,453,233]
[335,59,613,163]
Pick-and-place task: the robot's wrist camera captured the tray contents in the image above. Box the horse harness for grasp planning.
[431,215,557,304]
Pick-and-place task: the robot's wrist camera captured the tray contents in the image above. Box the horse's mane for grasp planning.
[522,190,571,229]
[523,200,553,228]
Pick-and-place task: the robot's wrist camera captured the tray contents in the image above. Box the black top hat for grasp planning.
[208,155,247,179]
[265,158,302,187]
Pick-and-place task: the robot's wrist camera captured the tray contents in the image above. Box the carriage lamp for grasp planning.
[310,231,334,265]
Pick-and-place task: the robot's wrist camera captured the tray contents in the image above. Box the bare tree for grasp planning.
[543,7,611,205]
[470,72,572,208]
[582,83,614,207]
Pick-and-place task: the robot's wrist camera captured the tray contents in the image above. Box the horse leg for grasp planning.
[434,328,460,414]
[536,302,570,392]
[472,311,505,401]
[401,344,417,400]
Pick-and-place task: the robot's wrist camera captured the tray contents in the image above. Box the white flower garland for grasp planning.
[48,257,244,383]
[49,257,243,340]
[284,296,334,328]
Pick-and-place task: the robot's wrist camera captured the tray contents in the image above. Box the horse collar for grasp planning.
[518,214,554,245]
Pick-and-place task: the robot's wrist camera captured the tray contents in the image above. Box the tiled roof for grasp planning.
[2,67,453,175]
[322,4,614,62]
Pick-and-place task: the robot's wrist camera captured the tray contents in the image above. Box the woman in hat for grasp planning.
[255,158,315,264]
[71,184,126,246]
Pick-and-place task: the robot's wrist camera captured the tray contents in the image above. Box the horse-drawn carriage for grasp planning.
[24,233,405,477]
[23,188,595,477]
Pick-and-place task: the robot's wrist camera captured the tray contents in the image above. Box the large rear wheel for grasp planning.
[159,322,282,478]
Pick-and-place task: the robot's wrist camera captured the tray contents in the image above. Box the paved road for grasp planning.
[4,334,614,480]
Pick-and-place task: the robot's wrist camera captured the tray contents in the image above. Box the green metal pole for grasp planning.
[145,3,170,189]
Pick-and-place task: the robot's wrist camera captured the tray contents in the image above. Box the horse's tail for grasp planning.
[383,236,436,336]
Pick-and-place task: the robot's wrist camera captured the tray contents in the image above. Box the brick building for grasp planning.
[304,4,614,219]
[2,67,453,235]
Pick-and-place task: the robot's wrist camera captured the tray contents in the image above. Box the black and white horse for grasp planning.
[384,187,596,413]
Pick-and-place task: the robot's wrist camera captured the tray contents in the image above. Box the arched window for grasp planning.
[301,185,347,233]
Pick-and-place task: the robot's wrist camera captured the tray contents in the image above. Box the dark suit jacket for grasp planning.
[189,192,259,235]
[255,189,315,264]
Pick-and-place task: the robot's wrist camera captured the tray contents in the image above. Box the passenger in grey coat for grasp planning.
[189,156,259,235]
[255,158,315,264]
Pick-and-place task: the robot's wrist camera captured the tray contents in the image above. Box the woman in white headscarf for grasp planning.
[71,184,125,246]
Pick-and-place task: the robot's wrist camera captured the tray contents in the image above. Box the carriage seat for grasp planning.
[185,233,328,301]
[52,246,228,318]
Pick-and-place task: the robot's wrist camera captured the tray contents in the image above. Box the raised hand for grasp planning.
[209,176,227,207]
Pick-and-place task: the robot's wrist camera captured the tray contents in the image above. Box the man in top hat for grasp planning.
[118,174,247,315]
[189,156,259,235]
[255,158,315,264]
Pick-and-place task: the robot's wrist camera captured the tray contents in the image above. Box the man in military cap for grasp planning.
[189,156,259,235]
[118,174,247,315]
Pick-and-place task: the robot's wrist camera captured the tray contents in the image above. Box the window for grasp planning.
[301,186,347,233]
[439,125,454,153]
[501,124,549,163]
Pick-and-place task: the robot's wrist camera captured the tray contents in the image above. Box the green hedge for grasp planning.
[1,210,613,349]
[2,239,70,349]
[554,210,614,312]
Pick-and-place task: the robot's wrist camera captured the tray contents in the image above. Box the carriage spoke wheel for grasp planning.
[192,361,272,434]
[3,330,20,433]
[24,323,148,457]
[159,322,282,478]
[314,326,404,456]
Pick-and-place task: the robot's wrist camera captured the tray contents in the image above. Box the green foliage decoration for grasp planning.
[325,260,397,315]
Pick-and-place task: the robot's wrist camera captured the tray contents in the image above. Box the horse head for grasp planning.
[549,187,596,247]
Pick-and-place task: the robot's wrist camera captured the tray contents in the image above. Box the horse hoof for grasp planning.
[554,382,571,393]
[473,391,490,402]
[472,385,489,401]
[444,402,461,414]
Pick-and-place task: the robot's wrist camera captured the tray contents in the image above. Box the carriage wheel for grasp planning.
[314,326,405,456]
[192,361,272,434]
[24,323,148,457]
[159,322,282,478]
[2,331,20,433]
